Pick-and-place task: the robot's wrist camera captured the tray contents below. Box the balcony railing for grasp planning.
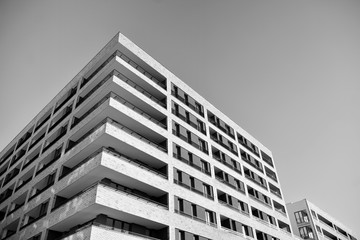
[174,209,217,228]
[20,211,47,230]
[253,216,278,230]
[22,153,39,171]
[215,176,245,194]
[81,50,166,91]
[115,50,166,90]
[174,179,213,200]
[52,179,168,212]
[7,202,24,216]
[173,153,210,176]
[73,92,166,130]
[54,218,164,240]
[218,200,249,217]
[213,155,242,175]
[114,70,166,108]
[112,94,167,129]
[59,147,167,181]
[28,133,45,150]
[35,152,61,176]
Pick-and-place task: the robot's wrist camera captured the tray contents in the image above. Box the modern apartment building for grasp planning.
[0,32,295,240]
[286,199,357,240]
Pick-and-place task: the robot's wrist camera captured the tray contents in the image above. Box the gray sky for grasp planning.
[0,0,359,236]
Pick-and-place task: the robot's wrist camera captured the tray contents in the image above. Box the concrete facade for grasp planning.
[0,32,296,240]
[286,199,357,240]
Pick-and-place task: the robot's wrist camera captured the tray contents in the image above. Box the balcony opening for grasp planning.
[217,190,249,216]
[174,168,214,200]
[27,233,41,240]
[256,230,279,240]
[278,220,291,233]
[210,128,238,156]
[317,214,334,228]
[28,172,56,201]
[336,226,348,237]
[251,206,276,227]
[243,167,267,190]
[43,123,67,154]
[15,167,35,192]
[269,182,282,198]
[48,103,72,132]
[0,206,7,221]
[240,149,263,173]
[3,163,21,186]
[0,144,15,166]
[237,133,259,157]
[7,191,27,216]
[53,85,77,114]
[34,109,52,133]
[29,126,47,150]
[174,196,217,227]
[52,178,168,213]
[20,199,49,229]
[299,226,315,239]
[0,184,14,205]
[265,166,278,182]
[214,167,245,193]
[172,101,206,135]
[113,49,167,89]
[82,49,167,90]
[207,110,235,139]
[173,143,210,176]
[16,127,33,151]
[220,215,254,238]
[114,70,167,107]
[273,200,286,215]
[171,84,204,117]
[10,144,28,167]
[1,218,19,239]
[60,147,168,182]
[76,117,167,153]
[36,144,62,176]
[22,146,41,171]
[261,150,274,167]
[46,214,169,240]
[247,186,272,208]
[0,162,9,178]
[294,210,309,223]
[172,121,208,154]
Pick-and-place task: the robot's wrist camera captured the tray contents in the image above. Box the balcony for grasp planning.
[48,181,169,239]
[79,52,166,108]
[67,116,167,156]
[218,199,249,217]
[173,179,213,200]
[48,215,168,240]
[75,71,167,129]
[60,147,167,181]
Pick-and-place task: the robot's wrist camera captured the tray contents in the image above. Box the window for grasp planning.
[237,133,259,156]
[172,121,208,154]
[311,210,317,219]
[171,84,204,116]
[299,226,314,239]
[207,110,235,139]
[295,210,309,223]
[172,101,206,134]
[173,143,211,175]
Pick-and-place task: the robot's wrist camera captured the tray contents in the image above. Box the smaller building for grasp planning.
[286,199,357,240]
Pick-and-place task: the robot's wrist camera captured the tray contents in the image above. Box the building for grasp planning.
[286,199,358,240]
[0,32,295,240]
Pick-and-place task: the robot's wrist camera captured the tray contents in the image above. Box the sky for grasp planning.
[0,0,359,236]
